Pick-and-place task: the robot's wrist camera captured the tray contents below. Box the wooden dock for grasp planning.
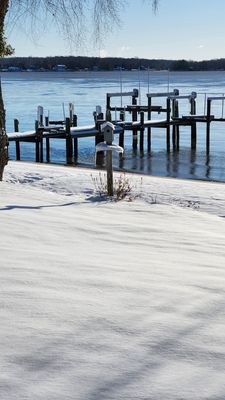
[7,88,225,165]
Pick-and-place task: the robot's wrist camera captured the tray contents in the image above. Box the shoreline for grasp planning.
[4,160,225,218]
[6,159,225,187]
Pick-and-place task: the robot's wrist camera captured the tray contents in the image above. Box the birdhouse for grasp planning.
[101,121,115,144]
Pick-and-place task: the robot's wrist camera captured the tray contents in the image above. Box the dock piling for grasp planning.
[190,96,197,150]
[206,99,211,152]
[171,98,180,150]
[95,112,104,166]
[132,95,138,150]
[119,110,125,149]
[46,138,50,162]
[147,97,152,152]
[9,88,225,167]
[14,119,20,161]
[166,98,171,151]
[140,111,145,153]
[65,117,73,164]
[35,120,40,162]
[73,114,78,163]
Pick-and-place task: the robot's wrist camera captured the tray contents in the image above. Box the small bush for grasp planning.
[91,172,108,197]
[91,172,134,201]
[114,174,133,200]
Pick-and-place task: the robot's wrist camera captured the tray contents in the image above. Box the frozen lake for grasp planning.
[2,70,225,181]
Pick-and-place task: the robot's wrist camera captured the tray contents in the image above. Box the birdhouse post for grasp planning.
[95,122,124,197]
[102,122,114,196]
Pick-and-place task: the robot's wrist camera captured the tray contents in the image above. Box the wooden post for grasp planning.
[206,99,211,152]
[132,96,138,150]
[14,118,19,132]
[106,109,112,122]
[191,122,197,149]
[93,111,97,125]
[172,100,179,151]
[37,106,44,126]
[69,103,74,124]
[172,99,176,150]
[73,114,77,127]
[140,111,144,153]
[45,115,50,161]
[190,97,196,115]
[95,115,104,166]
[14,119,20,161]
[40,131,44,163]
[15,140,20,161]
[147,96,152,152]
[190,97,197,150]
[176,126,180,150]
[73,138,78,163]
[73,114,78,163]
[119,110,125,148]
[166,98,171,151]
[106,95,110,111]
[103,123,114,197]
[35,120,40,162]
[65,117,73,164]
[175,100,180,150]
[106,149,113,196]
[46,138,50,162]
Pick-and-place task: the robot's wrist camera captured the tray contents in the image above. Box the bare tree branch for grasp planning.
[0,0,159,180]
[6,0,158,48]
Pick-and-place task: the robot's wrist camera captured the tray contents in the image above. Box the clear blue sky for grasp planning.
[6,0,225,60]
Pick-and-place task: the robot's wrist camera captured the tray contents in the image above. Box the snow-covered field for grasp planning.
[1,161,225,400]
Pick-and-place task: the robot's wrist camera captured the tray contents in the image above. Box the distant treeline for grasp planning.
[1,56,225,71]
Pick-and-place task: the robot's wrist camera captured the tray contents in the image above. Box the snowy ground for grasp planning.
[1,161,225,400]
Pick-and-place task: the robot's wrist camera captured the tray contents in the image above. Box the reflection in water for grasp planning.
[205,152,211,179]
[132,148,138,158]
[139,156,144,171]
[140,149,144,159]
[9,141,223,182]
[118,153,124,169]
[189,149,196,176]
[166,152,171,176]
[6,112,225,180]
[172,151,179,175]
[147,153,152,174]
[8,132,225,183]
[113,143,223,182]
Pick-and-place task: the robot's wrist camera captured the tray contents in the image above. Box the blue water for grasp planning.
[2,70,225,181]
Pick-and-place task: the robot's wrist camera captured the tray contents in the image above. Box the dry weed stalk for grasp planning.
[91,172,134,201]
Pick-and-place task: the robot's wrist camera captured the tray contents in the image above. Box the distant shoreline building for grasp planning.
[53,65,67,72]
[7,66,21,72]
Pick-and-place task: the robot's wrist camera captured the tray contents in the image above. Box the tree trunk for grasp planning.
[0,79,8,181]
[0,0,9,130]
[0,0,9,181]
